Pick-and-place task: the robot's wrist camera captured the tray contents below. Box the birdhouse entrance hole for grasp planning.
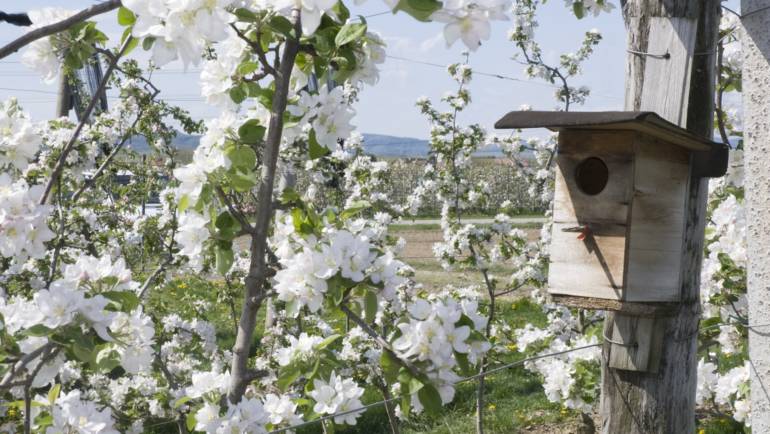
[575,157,608,195]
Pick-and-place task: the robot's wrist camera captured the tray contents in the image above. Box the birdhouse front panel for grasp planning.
[623,135,690,302]
[549,130,634,301]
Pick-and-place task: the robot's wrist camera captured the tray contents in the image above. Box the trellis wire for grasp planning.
[268,321,770,433]
[268,343,602,434]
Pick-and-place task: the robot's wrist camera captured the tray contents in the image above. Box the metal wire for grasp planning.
[267,343,602,433]
[268,321,770,433]
[626,49,670,59]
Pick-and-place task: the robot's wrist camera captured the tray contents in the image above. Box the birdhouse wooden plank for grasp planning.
[494,111,728,312]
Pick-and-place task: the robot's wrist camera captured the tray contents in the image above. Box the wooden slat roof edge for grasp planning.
[494,110,724,152]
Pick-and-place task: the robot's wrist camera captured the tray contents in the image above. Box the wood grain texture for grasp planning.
[625,135,689,302]
[600,1,719,432]
[549,131,633,301]
[639,17,698,125]
[551,294,678,316]
[607,314,662,372]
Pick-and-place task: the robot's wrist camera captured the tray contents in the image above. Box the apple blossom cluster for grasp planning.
[430,0,510,51]
[563,0,615,17]
[21,8,76,84]
[309,372,366,425]
[272,211,409,316]
[697,360,751,425]
[0,174,54,262]
[0,99,41,172]
[0,255,155,376]
[31,389,120,434]
[513,303,602,411]
[124,0,235,67]
[393,293,491,413]
[296,84,357,149]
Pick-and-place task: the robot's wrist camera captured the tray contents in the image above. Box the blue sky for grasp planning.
[0,1,739,139]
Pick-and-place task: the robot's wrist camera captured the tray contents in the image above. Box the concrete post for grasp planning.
[741,1,770,430]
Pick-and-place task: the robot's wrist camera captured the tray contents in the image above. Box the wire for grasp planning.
[385,54,623,101]
[268,343,602,434]
[722,4,770,19]
[363,10,392,18]
[0,86,58,95]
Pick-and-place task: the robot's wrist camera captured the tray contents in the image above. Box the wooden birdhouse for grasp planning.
[495,111,728,312]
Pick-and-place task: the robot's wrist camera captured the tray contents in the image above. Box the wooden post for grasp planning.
[741,0,770,430]
[55,72,70,118]
[599,1,720,432]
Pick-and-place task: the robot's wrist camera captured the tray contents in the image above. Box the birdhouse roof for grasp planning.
[494,111,721,152]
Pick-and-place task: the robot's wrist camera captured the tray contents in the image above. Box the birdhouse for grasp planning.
[495,111,728,312]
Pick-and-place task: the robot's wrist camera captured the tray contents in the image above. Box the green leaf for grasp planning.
[277,364,302,391]
[47,384,61,404]
[142,36,155,51]
[215,242,235,275]
[120,27,139,56]
[454,351,473,376]
[186,412,197,432]
[233,7,258,22]
[308,129,330,160]
[395,0,442,21]
[238,119,266,144]
[291,208,315,235]
[229,86,247,104]
[102,291,140,312]
[228,169,256,192]
[380,351,400,384]
[237,61,259,76]
[178,195,190,213]
[335,22,367,47]
[24,324,53,337]
[280,188,302,205]
[215,212,241,240]
[340,201,370,220]
[417,383,443,415]
[227,145,257,172]
[95,347,121,372]
[174,396,192,409]
[268,15,295,38]
[364,290,378,322]
[332,2,351,22]
[317,334,342,350]
[247,84,274,108]
[117,7,136,26]
[573,2,585,18]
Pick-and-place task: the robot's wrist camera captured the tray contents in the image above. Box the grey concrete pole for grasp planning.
[741,1,770,430]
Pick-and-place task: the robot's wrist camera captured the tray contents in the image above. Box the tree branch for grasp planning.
[0,1,122,60]
[227,9,301,405]
[0,342,57,391]
[338,304,423,381]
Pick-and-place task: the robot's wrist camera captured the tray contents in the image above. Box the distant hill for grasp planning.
[124,132,507,158]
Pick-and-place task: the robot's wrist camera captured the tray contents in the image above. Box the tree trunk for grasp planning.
[599,1,719,432]
[741,0,770,430]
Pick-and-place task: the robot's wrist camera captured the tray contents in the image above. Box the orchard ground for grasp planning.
[151,222,743,434]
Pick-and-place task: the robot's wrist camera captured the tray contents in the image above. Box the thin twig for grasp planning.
[339,304,423,381]
[40,36,133,205]
[0,342,56,390]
